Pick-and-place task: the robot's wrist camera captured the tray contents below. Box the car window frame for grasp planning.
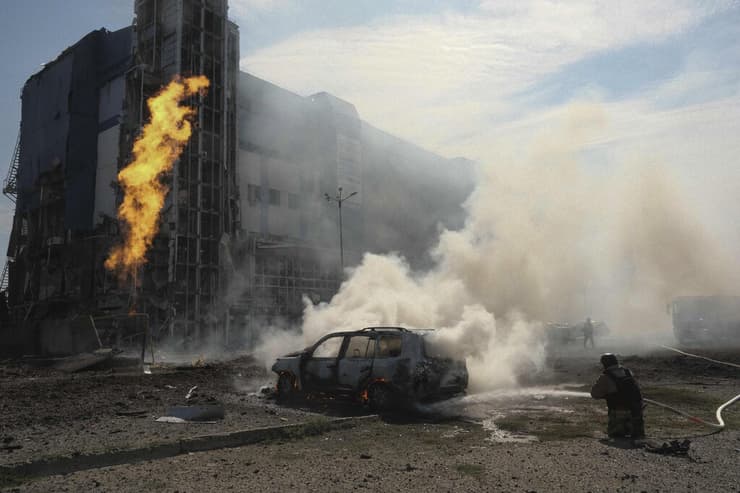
[374,333,403,359]
[309,334,346,359]
[343,334,375,359]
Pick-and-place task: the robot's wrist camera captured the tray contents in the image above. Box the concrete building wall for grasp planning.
[4,28,133,329]
[4,0,474,343]
[360,123,475,269]
[131,0,239,335]
[94,75,127,223]
[232,70,475,322]
[17,54,73,216]
[94,126,120,222]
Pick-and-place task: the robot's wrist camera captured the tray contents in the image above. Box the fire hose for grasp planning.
[643,345,740,430]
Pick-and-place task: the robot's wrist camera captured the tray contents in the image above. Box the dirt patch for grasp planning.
[2,346,739,491]
[0,354,328,467]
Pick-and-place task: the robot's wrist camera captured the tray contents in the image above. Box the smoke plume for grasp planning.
[256,102,740,391]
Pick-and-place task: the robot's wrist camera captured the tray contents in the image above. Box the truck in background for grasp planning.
[669,296,740,345]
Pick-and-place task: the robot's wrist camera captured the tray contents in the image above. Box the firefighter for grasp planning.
[591,353,645,439]
[582,317,595,348]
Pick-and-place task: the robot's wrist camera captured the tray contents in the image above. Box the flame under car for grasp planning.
[271,327,468,411]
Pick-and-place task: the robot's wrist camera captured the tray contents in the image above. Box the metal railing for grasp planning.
[0,260,8,292]
[3,128,20,204]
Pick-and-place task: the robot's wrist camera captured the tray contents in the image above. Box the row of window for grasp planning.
[246,184,299,209]
[313,334,403,359]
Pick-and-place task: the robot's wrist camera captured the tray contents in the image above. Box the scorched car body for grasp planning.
[271,326,468,410]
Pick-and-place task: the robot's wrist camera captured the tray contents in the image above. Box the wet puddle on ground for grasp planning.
[426,385,591,443]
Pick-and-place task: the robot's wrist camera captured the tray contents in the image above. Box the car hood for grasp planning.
[278,348,308,358]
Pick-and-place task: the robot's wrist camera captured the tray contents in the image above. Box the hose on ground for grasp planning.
[644,345,739,430]
[643,396,739,429]
[659,345,740,369]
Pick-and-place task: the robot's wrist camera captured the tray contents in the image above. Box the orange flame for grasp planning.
[105,75,210,277]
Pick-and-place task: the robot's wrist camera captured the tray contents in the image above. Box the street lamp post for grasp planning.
[325,186,357,272]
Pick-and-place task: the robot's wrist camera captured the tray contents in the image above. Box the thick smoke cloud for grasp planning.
[255,102,740,391]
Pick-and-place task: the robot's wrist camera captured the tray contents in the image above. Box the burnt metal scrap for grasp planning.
[271,326,468,411]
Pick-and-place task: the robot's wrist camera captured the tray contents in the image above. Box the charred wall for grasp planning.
[2,28,133,353]
[233,71,475,323]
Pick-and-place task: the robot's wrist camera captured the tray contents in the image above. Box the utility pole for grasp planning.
[324,186,357,272]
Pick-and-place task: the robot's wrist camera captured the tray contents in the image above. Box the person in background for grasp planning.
[591,353,645,440]
[582,317,595,348]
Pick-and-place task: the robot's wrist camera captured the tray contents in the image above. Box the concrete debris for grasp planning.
[258,385,273,395]
[155,416,188,424]
[115,410,148,417]
[185,386,198,400]
[643,439,691,456]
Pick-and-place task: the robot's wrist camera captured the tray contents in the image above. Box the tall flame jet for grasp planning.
[105,75,210,277]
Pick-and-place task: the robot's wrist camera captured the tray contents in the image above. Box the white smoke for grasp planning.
[253,101,740,391]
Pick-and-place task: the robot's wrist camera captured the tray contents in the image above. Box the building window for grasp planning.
[247,184,261,205]
[288,193,299,210]
[269,189,281,206]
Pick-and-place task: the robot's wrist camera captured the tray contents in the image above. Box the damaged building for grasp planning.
[1,0,474,354]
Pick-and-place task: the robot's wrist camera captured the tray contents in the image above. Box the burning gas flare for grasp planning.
[105,75,210,277]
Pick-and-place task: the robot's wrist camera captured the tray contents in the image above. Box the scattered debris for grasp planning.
[0,436,21,452]
[115,410,148,417]
[643,439,691,456]
[155,416,189,424]
[185,386,198,400]
[259,385,273,395]
[360,453,372,459]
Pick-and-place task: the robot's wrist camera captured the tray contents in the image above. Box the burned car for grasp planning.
[544,320,610,346]
[271,327,468,410]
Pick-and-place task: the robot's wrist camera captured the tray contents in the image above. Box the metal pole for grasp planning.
[338,188,344,271]
[325,187,357,275]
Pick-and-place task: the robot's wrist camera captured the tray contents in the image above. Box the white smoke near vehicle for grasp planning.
[254,102,740,392]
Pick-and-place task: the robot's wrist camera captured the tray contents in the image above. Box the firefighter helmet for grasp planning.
[600,353,619,368]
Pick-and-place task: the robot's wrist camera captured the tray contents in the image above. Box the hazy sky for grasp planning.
[1,0,739,259]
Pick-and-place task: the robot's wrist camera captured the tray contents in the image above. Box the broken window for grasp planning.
[312,336,343,358]
[345,335,374,359]
[422,335,455,359]
[375,335,402,358]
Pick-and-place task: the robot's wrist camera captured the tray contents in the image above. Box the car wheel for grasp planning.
[368,383,395,413]
[276,373,295,403]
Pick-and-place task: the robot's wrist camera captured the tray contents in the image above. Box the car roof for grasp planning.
[359,326,407,333]
[318,327,432,341]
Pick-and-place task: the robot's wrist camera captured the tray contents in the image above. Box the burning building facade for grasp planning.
[1,0,474,353]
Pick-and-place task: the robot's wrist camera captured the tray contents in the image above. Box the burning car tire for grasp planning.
[368,383,396,412]
[276,373,296,403]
